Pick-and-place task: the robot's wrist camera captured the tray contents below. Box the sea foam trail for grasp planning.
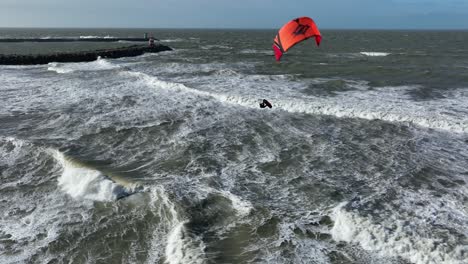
[52,150,137,201]
[146,187,206,264]
[126,71,468,134]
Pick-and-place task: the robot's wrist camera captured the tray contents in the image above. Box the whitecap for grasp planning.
[47,57,120,74]
[161,38,185,43]
[201,45,232,50]
[239,49,273,55]
[79,35,114,39]
[360,52,390,57]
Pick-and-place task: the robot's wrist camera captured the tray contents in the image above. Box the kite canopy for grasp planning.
[273,17,322,61]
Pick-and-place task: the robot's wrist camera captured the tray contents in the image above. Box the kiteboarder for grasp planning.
[259,99,272,109]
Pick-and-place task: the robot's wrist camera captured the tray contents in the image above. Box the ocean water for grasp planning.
[1,29,467,264]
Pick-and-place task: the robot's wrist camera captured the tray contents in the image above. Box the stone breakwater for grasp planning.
[0,44,172,65]
[0,38,154,43]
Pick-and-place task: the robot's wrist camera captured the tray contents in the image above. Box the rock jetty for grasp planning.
[0,44,172,65]
[0,38,155,43]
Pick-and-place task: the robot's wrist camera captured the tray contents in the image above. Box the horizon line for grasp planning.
[1,26,468,31]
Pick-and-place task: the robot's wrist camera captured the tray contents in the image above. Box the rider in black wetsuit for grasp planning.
[259,99,272,108]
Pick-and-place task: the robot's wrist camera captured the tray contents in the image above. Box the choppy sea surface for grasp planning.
[1,28,468,264]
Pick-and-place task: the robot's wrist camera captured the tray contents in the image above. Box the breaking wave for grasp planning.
[52,150,139,201]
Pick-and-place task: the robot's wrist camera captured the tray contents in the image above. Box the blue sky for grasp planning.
[1,0,467,29]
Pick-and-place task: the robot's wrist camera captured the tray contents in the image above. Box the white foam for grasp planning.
[0,137,40,191]
[0,137,25,166]
[146,187,206,264]
[161,38,185,42]
[38,35,114,40]
[38,36,78,40]
[360,52,390,57]
[239,49,273,55]
[201,45,232,50]
[1,197,67,264]
[331,198,468,264]
[47,63,74,74]
[165,221,206,264]
[214,68,241,76]
[125,70,293,103]
[47,57,120,74]
[52,150,132,201]
[259,220,330,264]
[219,190,253,217]
[165,222,187,264]
[126,70,468,133]
[270,86,468,133]
[125,71,213,98]
[148,62,231,75]
[79,35,114,39]
[0,143,92,264]
[186,183,253,219]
